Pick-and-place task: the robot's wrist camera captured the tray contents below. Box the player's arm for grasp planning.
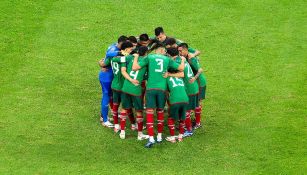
[188,47,201,58]
[177,56,185,71]
[121,66,139,86]
[98,58,106,67]
[132,54,148,71]
[163,71,184,78]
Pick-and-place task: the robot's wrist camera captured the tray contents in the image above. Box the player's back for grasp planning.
[167,77,189,105]
[146,54,171,91]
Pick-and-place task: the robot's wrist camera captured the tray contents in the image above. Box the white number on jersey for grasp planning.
[169,77,184,87]
[155,58,163,72]
[129,70,139,80]
[185,63,193,78]
[111,61,119,74]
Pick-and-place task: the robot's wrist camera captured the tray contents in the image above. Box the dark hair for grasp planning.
[167,47,179,57]
[178,43,189,49]
[139,33,149,41]
[128,36,137,44]
[165,38,176,46]
[151,42,164,50]
[118,35,128,43]
[155,27,164,36]
[121,41,133,50]
[138,46,148,56]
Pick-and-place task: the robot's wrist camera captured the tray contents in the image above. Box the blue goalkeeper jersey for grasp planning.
[99,43,120,82]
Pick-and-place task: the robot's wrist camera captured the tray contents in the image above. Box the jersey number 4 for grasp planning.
[129,70,139,79]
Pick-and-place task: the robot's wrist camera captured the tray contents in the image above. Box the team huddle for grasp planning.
[98,27,207,148]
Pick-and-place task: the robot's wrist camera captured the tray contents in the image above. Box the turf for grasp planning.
[0,0,306,174]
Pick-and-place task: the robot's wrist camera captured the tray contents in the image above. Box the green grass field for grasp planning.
[1,0,306,174]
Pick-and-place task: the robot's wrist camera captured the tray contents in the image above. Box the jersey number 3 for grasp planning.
[155,58,163,72]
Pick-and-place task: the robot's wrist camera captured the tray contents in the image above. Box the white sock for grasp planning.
[120,130,125,135]
[149,136,154,142]
[178,134,183,138]
[115,124,119,129]
[157,133,162,141]
[138,132,143,136]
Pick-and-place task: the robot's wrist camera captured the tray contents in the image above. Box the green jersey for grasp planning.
[121,55,147,96]
[167,77,189,104]
[105,56,125,91]
[171,57,199,95]
[188,57,207,87]
[139,54,180,91]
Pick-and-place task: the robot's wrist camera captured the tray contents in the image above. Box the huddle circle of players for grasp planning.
[99,27,207,148]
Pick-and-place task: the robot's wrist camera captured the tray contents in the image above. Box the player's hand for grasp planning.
[188,53,195,59]
[180,56,186,62]
[101,67,108,72]
[189,77,196,83]
[162,72,169,78]
[98,59,104,67]
[133,53,139,58]
[131,79,139,86]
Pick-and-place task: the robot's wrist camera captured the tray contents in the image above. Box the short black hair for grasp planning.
[138,46,148,56]
[178,43,189,49]
[155,27,164,36]
[165,38,176,46]
[128,36,137,44]
[121,41,133,50]
[167,47,179,57]
[139,33,149,41]
[118,35,128,43]
[152,42,164,50]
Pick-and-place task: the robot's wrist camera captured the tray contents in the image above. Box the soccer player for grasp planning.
[118,46,149,140]
[132,44,185,148]
[166,47,199,137]
[178,43,207,129]
[104,41,136,132]
[128,36,138,54]
[98,35,127,127]
[165,37,200,58]
[138,33,155,52]
[153,27,200,58]
[163,49,189,143]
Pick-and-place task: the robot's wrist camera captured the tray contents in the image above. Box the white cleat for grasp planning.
[102,121,114,128]
[119,132,125,139]
[137,134,149,141]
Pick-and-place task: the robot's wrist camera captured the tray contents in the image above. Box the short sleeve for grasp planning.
[168,58,180,70]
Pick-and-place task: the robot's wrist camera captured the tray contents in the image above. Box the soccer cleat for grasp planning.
[193,123,202,130]
[156,136,163,143]
[137,134,149,141]
[165,136,176,143]
[102,121,114,128]
[114,125,120,133]
[131,124,137,131]
[119,132,125,139]
[183,130,193,138]
[144,141,155,148]
[177,136,183,142]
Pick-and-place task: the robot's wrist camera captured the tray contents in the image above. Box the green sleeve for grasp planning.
[190,58,201,71]
[104,58,111,66]
[168,58,180,70]
[188,47,196,53]
[138,56,148,67]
